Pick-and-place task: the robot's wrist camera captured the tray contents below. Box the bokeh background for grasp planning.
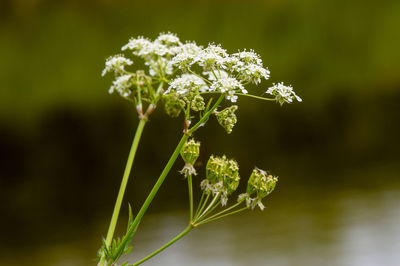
[1,0,400,265]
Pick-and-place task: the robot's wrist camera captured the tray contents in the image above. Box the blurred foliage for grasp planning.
[0,0,400,259]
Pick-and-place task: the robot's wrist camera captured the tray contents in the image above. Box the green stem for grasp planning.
[100,119,147,264]
[235,93,275,101]
[195,193,220,221]
[132,226,193,266]
[112,94,224,262]
[194,191,205,218]
[199,202,241,223]
[188,95,224,134]
[197,206,248,226]
[113,134,189,260]
[194,192,210,220]
[187,174,194,221]
[197,199,220,220]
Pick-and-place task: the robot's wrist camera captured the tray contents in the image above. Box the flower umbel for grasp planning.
[266,82,302,105]
[202,155,240,205]
[239,168,278,210]
[216,105,238,134]
[102,55,133,77]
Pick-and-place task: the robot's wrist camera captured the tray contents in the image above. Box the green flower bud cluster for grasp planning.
[190,94,205,112]
[239,168,278,210]
[180,139,200,177]
[181,139,200,166]
[216,105,238,134]
[163,90,206,118]
[163,94,186,117]
[202,155,240,205]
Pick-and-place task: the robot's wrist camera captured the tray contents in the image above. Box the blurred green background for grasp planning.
[1,0,400,265]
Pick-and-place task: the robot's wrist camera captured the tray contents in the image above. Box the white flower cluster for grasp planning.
[210,77,247,102]
[165,40,272,102]
[101,55,133,77]
[109,74,133,97]
[165,74,208,95]
[266,82,302,105]
[102,32,300,104]
[122,32,182,78]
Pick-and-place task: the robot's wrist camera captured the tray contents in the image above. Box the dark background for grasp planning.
[1,0,400,265]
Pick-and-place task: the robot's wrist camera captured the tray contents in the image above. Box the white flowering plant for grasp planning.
[98,32,301,266]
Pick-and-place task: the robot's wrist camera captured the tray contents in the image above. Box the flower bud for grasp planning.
[205,155,240,204]
[247,168,278,198]
[190,94,205,111]
[206,155,227,184]
[223,159,240,194]
[180,139,200,166]
[216,105,238,134]
[163,94,186,117]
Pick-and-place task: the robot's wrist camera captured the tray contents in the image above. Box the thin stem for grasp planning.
[200,202,241,223]
[197,199,220,220]
[113,134,190,260]
[236,93,275,101]
[195,193,220,221]
[210,68,218,80]
[194,192,210,220]
[200,91,221,95]
[194,191,205,218]
[154,82,164,98]
[99,119,147,265]
[187,174,194,221]
[196,206,248,226]
[188,69,213,85]
[132,226,193,266]
[111,94,224,262]
[199,92,275,102]
[188,95,224,134]
[136,78,142,107]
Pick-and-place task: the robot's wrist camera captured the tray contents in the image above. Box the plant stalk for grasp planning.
[132,226,193,266]
[99,119,147,265]
[197,206,248,226]
[187,174,194,221]
[112,94,224,262]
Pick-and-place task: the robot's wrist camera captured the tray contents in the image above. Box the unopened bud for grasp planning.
[247,168,278,198]
[190,94,205,111]
[205,155,240,197]
[180,139,200,166]
[206,155,226,184]
[164,94,185,117]
[223,159,240,194]
[216,105,238,134]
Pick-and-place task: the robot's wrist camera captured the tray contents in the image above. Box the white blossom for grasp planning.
[170,42,203,70]
[146,57,173,76]
[266,82,302,105]
[122,37,152,54]
[233,49,263,66]
[236,64,270,84]
[166,74,208,95]
[109,74,133,97]
[210,77,246,102]
[221,56,244,72]
[102,55,133,76]
[122,36,175,58]
[155,32,181,46]
[197,44,227,69]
